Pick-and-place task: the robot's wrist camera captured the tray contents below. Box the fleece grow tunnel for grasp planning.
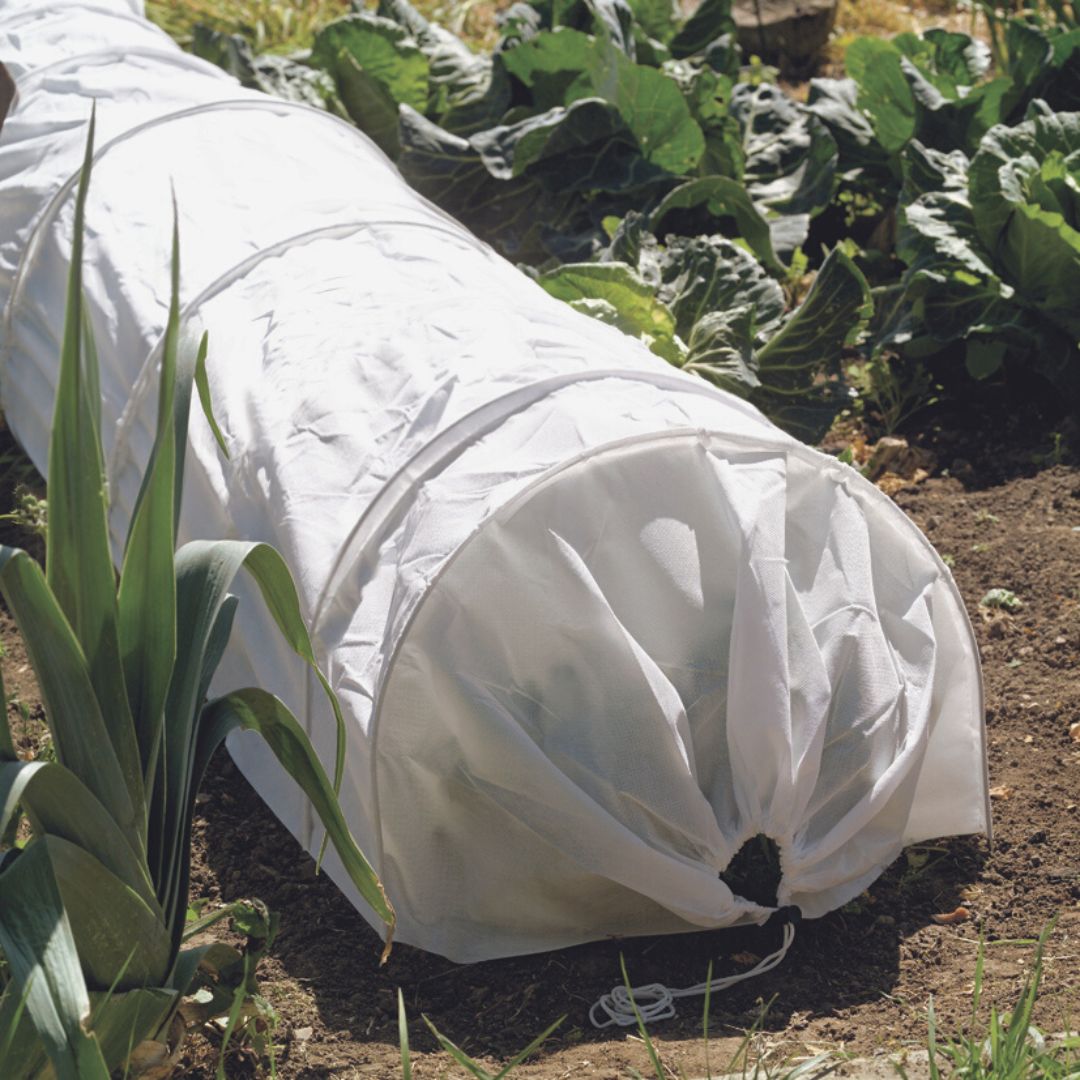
[0,0,989,966]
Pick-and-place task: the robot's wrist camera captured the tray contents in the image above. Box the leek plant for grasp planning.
[0,114,393,1076]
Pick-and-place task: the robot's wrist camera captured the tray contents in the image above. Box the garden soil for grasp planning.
[3,401,1079,1078]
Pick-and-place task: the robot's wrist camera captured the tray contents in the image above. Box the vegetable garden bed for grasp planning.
[3,0,1080,1071]
[179,403,1080,1074]
[142,2,1080,1064]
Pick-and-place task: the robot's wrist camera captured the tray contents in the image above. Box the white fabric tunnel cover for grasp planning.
[0,0,989,963]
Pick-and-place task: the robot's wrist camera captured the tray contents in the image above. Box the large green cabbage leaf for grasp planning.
[879,103,1080,395]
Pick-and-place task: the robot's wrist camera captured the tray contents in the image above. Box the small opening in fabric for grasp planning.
[720,834,782,909]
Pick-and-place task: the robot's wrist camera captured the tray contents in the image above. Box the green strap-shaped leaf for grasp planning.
[0,652,15,855]
[118,209,183,788]
[419,1011,563,1080]
[492,1015,565,1078]
[0,984,45,1080]
[152,595,236,965]
[152,540,347,938]
[193,332,228,457]
[0,985,177,1078]
[44,109,145,834]
[0,843,112,1080]
[45,836,171,992]
[202,690,394,944]
[0,760,158,910]
[398,990,413,1080]
[86,988,176,1073]
[80,304,102,448]
[421,1015,494,1080]
[0,547,138,844]
[177,539,344,775]
[0,652,13,763]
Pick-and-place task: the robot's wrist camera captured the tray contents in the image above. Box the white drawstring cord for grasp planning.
[589,922,797,1029]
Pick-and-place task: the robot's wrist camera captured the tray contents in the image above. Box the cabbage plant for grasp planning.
[0,116,394,1077]
[878,101,1080,395]
[806,21,1080,207]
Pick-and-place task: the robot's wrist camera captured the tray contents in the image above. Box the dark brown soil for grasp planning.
[172,409,1080,1078]
[3,405,1079,1078]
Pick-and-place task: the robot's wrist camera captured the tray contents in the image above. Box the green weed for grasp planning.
[980,589,1023,612]
[0,489,46,542]
[899,922,1080,1079]
[389,924,1076,1079]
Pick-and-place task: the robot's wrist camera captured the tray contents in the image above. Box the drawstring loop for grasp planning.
[589,921,797,1029]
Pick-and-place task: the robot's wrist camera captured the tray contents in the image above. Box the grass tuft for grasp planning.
[146,0,351,53]
[899,921,1079,1079]
[146,0,500,53]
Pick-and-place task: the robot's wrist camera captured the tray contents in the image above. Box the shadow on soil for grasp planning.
[902,380,1079,492]
[197,751,987,1068]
